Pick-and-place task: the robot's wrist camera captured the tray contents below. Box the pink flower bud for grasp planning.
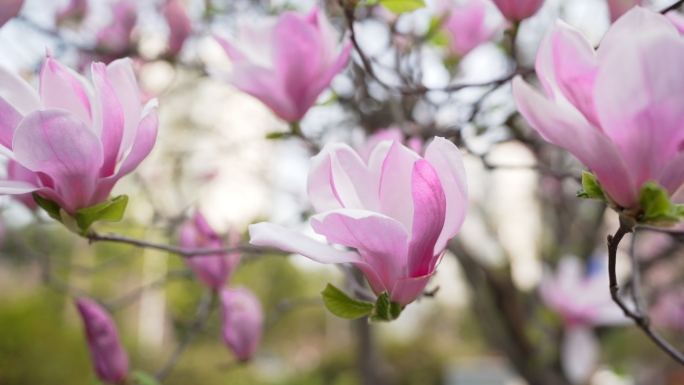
[178,211,241,290]
[441,0,503,57]
[512,7,684,209]
[0,0,24,28]
[75,299,129,383]
[0,53,157,216]
[163,0,192,55]
[96,1,137,55]
[220,287,263,361]
[491,0,545,22]
[250,137,468,307]
[213,6,351,122]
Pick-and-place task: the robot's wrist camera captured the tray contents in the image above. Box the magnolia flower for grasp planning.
[96,1,137,55]
[491,0,544,22]
[355,127,424,162]
[540,256,628,384]
[606,0,642,22]
[250,138,468,306]
[512,8,684,210]
[178,211,241,290]
[56,0,88,26]
[441,0,502,57]
[0,53,158,216]
[163,0,191,55]
[220,287,263,361]
[75,298,129,383]
[0,0,24,28]
[213,7,351,123]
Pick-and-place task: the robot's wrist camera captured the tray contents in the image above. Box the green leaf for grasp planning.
[369,292,403,322]
[379,0,425,14]
[265,132,292,140]
[321,284,374,319]
[356,0,381,7]
[32,193,63,222]
[75,195,129,232]
[131,370,161,385]
[638,182,670,220]
[578,171,606,203]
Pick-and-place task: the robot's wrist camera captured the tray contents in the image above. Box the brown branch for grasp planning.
[607,223,684,365]
[662,0,684,13]
[86,231,286,257]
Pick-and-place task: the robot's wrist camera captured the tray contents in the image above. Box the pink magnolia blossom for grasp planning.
[606,0,642,22]
[163,0,192,55]
[249,137,468,306]
[540,256,628,384]
[512,7,684,210]
[213,7,352,122]
[75,298,129,383]
[178,211,241,290]
[0,53,158,216]
[441,0,502,57]
[0,0,23,28]
[96,1,137,55]
[56,0,88,26]
[491,0,544,22]
[220,287,263,361]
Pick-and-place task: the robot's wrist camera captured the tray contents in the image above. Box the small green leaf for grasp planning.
[75,195,129,232]
[638,182,670,220]
[131,370,161,385]
[321,284,374,319]
[579,171,606,203]
[379,0,426,14]
[265,132,292,140]
[32,193,63,222]
[369,291,403,322]
[356,0,381,7]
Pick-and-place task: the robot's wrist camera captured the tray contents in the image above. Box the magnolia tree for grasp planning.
[1,0,684,384]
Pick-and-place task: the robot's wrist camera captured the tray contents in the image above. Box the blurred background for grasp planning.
[1,0,684,384]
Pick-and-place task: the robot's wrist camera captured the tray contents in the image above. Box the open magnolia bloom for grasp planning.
[178,211,242,291]
[0,53,157,227]
[213,6,351,123]
[512,8,684,223]
[540,256,629,384]
[250,137,468,307]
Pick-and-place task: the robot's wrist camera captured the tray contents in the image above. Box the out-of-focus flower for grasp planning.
[220,287,263,361]
[75,298,129,383]
[96,1,137,55]
[651,290,684,331]
[250,137,468,307]
[163,0,191,55]
[178,211,241,290]
[491,0,544,22]
[540,256,628,384]
[355,127,424,162]
[441,0,502,57]
[213,6,351,122]
[512,8,684,211]
[0,53,158,216]
[606,0,642,22]
[6,160,39,210]
[0,0,24,28]
[56,0,88,26]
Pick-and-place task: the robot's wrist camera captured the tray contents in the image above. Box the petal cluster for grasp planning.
[214,7,351,122]
[513,7,684,209]
[441,0,502,57]
[539,256,628,384]
[250,137,467,306]
[0,54,158,215]
[178,211,241,290]
[491,0,545,22]
[75,299,129,383]
[220,287,264,361]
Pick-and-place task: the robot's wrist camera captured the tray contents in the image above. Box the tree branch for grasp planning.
[661,0,684,14]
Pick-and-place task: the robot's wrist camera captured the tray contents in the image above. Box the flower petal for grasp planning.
[0,65,40,115]
[0,95,23,150]
[423,137,468,254]
[310,209,409,295]
[407,159,446,277]
[39,54,94,127]
[92,62,125,177]
[106,58,142,161]
[562,326,599,385]
[12,109,103,213]
[390,274,432,307]
[379,141,420,232]
[512,76,636,208]
[599,7,678,61]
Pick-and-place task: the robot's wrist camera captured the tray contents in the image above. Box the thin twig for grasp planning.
[265,297,322,328]
[628,232,646,314]
[155,290,216,381]
[607,224,684,365]
[102,270,193,311]
[86,231,286,257]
